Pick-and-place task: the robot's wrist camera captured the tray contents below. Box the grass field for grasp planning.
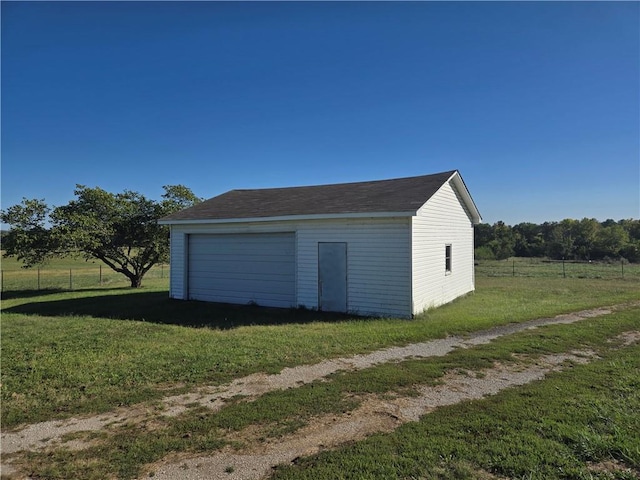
[0,254,169,292]
[476,257,639,279]
[1,259,639,479]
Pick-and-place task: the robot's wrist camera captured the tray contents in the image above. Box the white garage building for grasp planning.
[159,170,481,318]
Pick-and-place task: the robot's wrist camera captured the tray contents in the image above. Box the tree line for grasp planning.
[475,218,640,263]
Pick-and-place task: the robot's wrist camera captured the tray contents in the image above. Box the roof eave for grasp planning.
[158,210,416,226]
[448,171,483,225]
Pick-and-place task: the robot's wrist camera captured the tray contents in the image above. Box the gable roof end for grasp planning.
[447,171,482,224]
[159,170,481,225]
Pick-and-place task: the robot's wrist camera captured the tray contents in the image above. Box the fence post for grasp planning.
[161,264,164,279]
[512,260,515,277]
[99,264,102,284]
[69,269,73,290]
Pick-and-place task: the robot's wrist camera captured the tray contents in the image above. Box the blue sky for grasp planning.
[2,1,638,225]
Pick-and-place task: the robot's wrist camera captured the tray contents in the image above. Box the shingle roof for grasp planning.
[160,170,465,222]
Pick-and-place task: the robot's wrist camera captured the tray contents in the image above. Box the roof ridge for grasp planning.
[228,170,457,193]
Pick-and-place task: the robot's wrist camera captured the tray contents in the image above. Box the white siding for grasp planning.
[168,217,412,318]
[168,228,187,300]
[411,180,475,314]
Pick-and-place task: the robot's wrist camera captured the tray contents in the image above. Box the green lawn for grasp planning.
[2,274,639,479]
[2,275,639,428]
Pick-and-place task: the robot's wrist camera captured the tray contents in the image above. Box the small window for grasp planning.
[445,244,452,274]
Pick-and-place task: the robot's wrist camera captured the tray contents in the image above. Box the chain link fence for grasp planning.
[0,264,169,293]
[476,258,638,279]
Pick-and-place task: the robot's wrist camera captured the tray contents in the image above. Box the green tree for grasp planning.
[593,223,629,260]
[1,185,200,287]
[0,198,57,267]
[617,219,640,262]
[488,221,515,260]
[474,223,496,259]
[513,222,545,257]
[618,219,640,243]
[474,223,494,248]
[547,219,578,259]
[573,218,600,260]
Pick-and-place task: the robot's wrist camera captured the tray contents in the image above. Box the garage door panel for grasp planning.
[190,251,294,261]
[188,233,295,307]
[188,271,294,282]
[190,253,293,261]
[190,259,294,275]
[189,237,294,254]
[188,290,295,301]
[187,278,294,295]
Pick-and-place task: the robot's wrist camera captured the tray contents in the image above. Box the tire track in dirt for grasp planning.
[146,348,611,480]
[0,303,634,460]
[151,329,639,479]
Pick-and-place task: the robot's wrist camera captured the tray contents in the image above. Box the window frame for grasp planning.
[445,244,452,274]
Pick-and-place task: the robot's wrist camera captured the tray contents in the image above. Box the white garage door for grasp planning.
[187,232,296,308]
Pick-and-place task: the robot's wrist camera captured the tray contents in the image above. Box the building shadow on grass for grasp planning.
[2,289,358,329]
